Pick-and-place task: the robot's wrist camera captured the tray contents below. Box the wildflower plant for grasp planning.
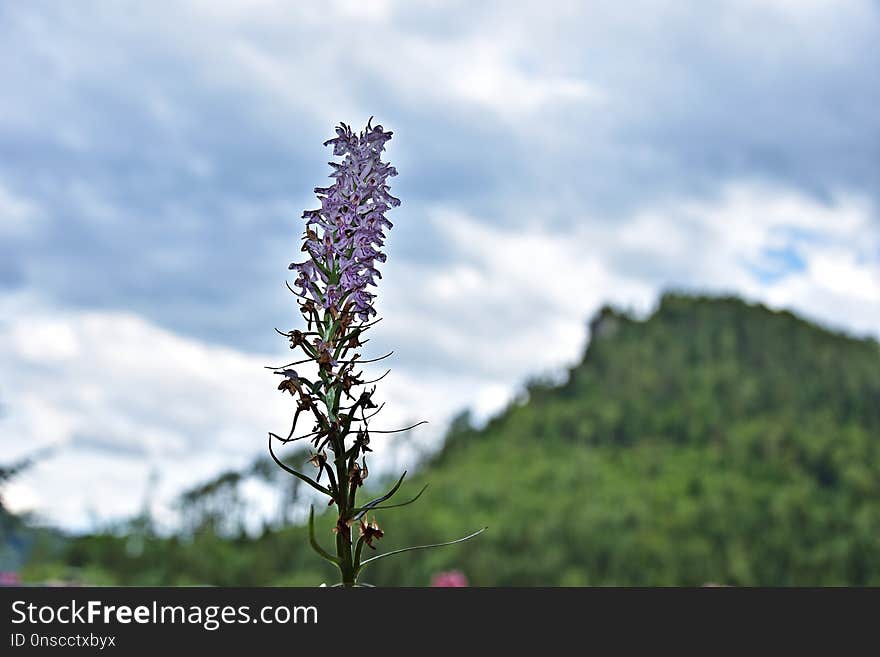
[268,119,484,587]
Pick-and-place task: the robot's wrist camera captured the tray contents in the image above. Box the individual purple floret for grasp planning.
[288,119,399,321]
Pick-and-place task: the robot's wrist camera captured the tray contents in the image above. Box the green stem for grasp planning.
[337,531,356,586]
[315,301,362,587]
[333,423,356,585]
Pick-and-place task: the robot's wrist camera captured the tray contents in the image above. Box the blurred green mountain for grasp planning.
[19,294,880,585]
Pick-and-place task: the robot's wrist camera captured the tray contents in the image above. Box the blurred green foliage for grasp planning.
[16,294,880,585]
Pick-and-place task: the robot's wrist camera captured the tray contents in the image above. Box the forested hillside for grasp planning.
[17,295,880,585]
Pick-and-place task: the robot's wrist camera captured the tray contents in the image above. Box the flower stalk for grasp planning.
[268,120,484,586]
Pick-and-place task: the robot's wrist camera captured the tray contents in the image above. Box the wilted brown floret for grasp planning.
[338,309,353,333]
[314,340,335,371]
[287,329,305,349]
[341,370,364,397]
[359,517,384,549]
[278,379,297,395]
[358,390,377,410]
[353,429,372,455]
[349,460,368,488]
[332,517,352,540]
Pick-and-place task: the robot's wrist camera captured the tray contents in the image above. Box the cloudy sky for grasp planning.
[1,0,878,530]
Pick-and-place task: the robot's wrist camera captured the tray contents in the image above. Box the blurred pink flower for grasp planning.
[431,570,468,587]
[0,571,21,586]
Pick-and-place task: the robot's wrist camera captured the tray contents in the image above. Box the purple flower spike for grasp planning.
[290,118,399,321]
[271,120,484,586]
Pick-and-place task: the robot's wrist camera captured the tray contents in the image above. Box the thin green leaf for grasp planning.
[352,484,428,521]
[355,527,487,574]
[353,471,407,516]
[268,434,332,497]
[309,506,340,565]
[353,535,366,571]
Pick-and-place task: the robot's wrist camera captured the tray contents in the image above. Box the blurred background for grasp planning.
[1,1,878,585]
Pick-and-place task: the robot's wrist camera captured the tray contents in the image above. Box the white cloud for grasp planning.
[0,295,484,529]
[0,297,284,527]
[399,36,603,120]
[0,1,877,533]
[0,183,42,238]
[1,1,606,134]
[759,244,880,333]
[1,189,876,532]
[378,182,878,430]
